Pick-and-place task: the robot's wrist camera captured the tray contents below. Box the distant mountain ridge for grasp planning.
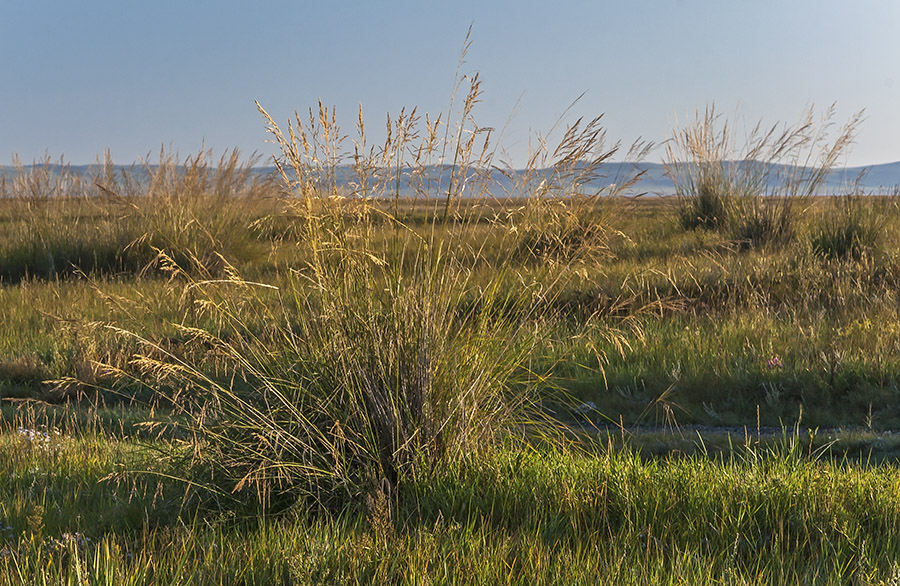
[1,161,898,196]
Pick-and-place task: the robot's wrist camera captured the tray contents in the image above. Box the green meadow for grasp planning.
[1,92,900,583]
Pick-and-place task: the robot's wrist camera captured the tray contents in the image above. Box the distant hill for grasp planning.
[1,161,897,197]
[627,161,900,195]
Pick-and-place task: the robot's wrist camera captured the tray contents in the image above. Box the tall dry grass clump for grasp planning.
[0,153,137,281]
[95,147,273,275]
[665,105,863,248]
[122,54,637,512]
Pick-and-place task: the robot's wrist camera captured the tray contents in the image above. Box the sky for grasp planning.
[2,0,898,168]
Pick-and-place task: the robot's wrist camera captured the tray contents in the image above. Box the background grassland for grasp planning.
[4,189,898,428]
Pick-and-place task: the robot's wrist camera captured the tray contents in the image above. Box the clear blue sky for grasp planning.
[2,0,898,167]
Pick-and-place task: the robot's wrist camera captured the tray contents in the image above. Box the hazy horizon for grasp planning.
[3,158,896,196]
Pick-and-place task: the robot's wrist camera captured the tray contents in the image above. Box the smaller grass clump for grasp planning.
[0,149,273,283]
[665,104,863,249]
[506,117,648,264]
[811,190,893,260]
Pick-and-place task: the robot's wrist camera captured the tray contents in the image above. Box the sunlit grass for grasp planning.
[2,428,900,584]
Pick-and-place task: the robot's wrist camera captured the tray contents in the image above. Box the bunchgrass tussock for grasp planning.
[117,59,630,514]
[665,104,863,248]
[810,182,892,260]
[504,110,651,264]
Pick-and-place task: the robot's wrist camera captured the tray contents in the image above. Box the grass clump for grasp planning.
[811,189,892,260]
[122,64,631,513]
[0,149,271,282]
[508,117,649,264]
[666,104,863,249]
[135,250,545,512]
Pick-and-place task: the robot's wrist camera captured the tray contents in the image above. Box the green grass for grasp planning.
[2,195,900,425]
[2,425,900,584]
[3,190,900,580]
